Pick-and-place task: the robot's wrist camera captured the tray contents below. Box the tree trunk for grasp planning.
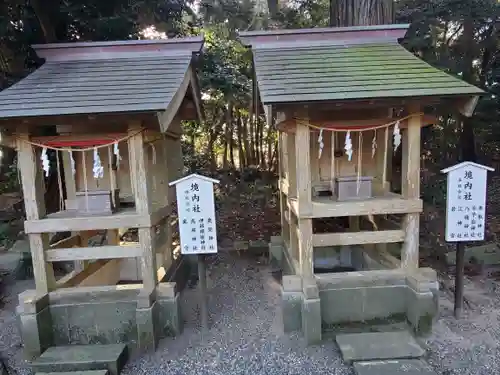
[329,0,394,27]
[206,112,224,170]
[269,139,279,172]
[259,118,266,168]
[30,0,58,42]
[237,113,246,169]
[241,115,252,168]
[229,120,235,168]
[459,17,477,162]
[248,116,256,166]
[190,132,196,152]
[222,123,229,169]
[245,116,254,166]
[222,102,233,169]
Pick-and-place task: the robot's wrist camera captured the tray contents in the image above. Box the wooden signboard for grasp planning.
[170,174,219,255]
[442,161,494,318]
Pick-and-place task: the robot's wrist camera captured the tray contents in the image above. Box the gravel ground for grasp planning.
[0,277,35,375]
[122,252,349,375]
[426,277,500,375]
[2,252,500,374]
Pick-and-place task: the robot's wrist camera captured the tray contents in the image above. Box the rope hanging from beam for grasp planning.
[13,128,145,151]
[295,112,424,132]
[306,112,426,199]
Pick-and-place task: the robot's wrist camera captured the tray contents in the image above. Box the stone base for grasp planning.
[17,282,182,359]
[278,252,439,345]
[354,359,437,375]
[31,344,127,375]
[336,331,425,363]
[16,292,52,360]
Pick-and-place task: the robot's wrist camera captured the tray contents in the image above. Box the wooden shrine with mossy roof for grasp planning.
[0,37,203,358]
[240,24,484,343]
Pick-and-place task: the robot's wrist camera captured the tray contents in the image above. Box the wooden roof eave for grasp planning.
[189,64,204,124]
[269,93,484,116]
[156,64,203,133]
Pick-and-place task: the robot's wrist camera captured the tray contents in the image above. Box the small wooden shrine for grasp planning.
[0,37,203,355]
[240,25,483,342]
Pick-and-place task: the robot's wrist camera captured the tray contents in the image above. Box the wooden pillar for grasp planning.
[289,212,299,271]
[128,124,151,214]
[128,123,156,291]
[278,133,285,227]
[298,219,313,276]
[286,132,297,198]
[295,120,313,276]
[62,152,86,272]
[295,122,312,216]
[138,227,156,290]
[62,151,77,202]
[374,127,390,194]
[401,105,421,269]
[17,132,55,294]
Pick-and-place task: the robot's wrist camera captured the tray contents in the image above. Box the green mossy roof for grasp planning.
[253,42,483,104]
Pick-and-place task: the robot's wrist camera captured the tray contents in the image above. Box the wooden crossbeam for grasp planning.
[46,245,141,262]
[312,230,405,247]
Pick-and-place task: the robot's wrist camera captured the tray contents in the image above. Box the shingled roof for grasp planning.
[239,25,483,106]
[0,37,203,119]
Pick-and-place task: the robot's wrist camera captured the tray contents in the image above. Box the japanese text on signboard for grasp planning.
[174,176,218,255]
[445,166,488,242]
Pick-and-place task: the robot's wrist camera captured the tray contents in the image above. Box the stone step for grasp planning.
[336,331,425,363]
[354,359,437,375]
[323,320,409,339]
[31,344,128,375]
[36,372,109,375]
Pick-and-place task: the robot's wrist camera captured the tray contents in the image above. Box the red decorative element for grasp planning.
[43,139,118,148]
[320,124,387,131]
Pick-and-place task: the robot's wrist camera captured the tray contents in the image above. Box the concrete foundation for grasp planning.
[17,282,182,359]
[275,237,439,344]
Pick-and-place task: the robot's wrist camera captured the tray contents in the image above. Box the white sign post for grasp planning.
[170,173,219,255]
[442,161,494,318]
[170,173,220,330]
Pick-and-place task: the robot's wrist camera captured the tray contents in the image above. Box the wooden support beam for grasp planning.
[56,270,79,288]
[139,227,157,291]
[374,127,390,193]
[17,133,46,220]
[402,109,421,199]
[25,206,170,234]
[75,230,93,271]
[312,230,405,247]
[295,122,312,216]
[128,123,151,214]
[46,245,141,262]
[280,192,288,242]
[49,234,82,249]
[401,104,422,269]
[286,132,297,199]
[289,218,299,267]
[298,219,313,276]
[29,233,56,293]
[17,130,55,293]
[25,211,147,233]
[290,196,423,218]
[61,151,77,203]
[77,259,122,287]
